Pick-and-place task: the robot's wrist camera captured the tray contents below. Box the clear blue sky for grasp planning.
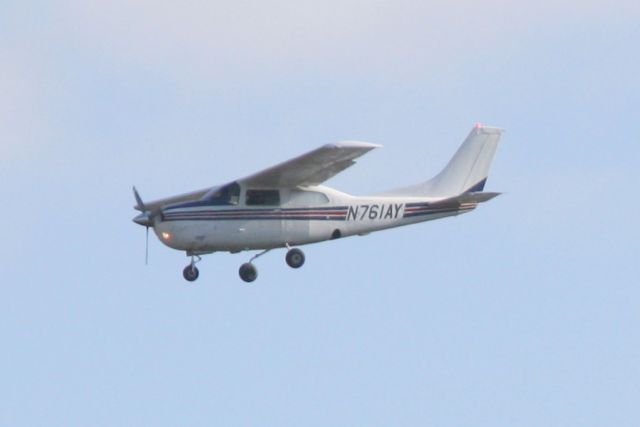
[1,1,639,426]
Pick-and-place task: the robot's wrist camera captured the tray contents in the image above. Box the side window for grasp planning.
[246,189,281,206]
[287,190,329,206]
[208,182,240,205]
[227,182,240,205]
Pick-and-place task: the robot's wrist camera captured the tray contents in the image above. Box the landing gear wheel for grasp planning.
[183,265,199,282]
[239,263,258,283]
[285,248,305,268]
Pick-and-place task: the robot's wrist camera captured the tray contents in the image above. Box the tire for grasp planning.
[285,248,305,269]
[183,265,199,282]
[239,263,258,283]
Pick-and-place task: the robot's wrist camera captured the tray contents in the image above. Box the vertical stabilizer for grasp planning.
[379,124,503,198]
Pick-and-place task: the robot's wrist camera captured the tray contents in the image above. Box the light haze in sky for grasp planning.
[1,1,639,425]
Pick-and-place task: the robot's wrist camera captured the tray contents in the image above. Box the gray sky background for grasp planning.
[1,1,639,425]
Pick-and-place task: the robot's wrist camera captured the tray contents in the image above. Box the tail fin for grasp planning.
[380,124,503,198]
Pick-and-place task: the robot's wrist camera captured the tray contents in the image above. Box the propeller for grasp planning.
[132,186,154,265]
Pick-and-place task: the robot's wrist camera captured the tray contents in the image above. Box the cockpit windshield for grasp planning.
[205,182,240,205]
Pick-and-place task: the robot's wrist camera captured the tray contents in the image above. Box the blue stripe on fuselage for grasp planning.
[161,205,349,222]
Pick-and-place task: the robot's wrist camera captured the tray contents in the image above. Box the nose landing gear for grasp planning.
[183,265,199,281]
[182,255,201,282]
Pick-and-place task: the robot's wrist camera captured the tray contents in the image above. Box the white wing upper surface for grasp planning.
[238,141,381,188]
[135,141,380,211]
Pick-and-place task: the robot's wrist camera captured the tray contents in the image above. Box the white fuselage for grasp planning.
[153,185,476,254]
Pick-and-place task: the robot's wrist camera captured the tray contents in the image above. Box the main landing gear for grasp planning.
[180,247,306,283]
[239,262,258,282]
[285,248,305,268]
[238,246,305,283]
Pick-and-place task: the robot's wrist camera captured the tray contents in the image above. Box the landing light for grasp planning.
[161,232,172,241]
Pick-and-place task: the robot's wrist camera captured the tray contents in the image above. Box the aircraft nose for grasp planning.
[133,212,153,227]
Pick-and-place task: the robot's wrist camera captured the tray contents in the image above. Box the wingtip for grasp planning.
[330,140,382,149]
[473,123,505,134]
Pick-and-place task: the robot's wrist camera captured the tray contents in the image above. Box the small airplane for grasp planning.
[133,124,503,283]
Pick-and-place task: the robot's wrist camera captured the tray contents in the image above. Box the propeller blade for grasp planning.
[145,226,149,265]
[133,186,147,211]
[133,186,151,265]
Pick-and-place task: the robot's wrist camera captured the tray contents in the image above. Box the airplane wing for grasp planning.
[238,141,382,188]
[134,141,380,211]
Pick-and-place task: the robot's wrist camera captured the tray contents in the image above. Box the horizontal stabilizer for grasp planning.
[456,191,501,204]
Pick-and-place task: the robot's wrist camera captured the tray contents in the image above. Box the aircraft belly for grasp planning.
[231,219,283,250]
[155,219,285,252]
